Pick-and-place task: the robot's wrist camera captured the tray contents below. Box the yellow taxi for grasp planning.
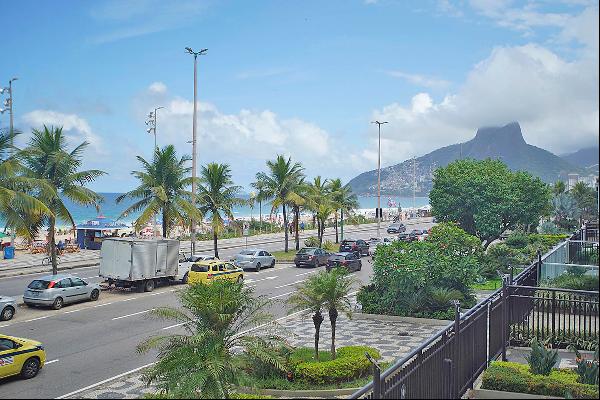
[0,334,46,380]
[187,260,244,285]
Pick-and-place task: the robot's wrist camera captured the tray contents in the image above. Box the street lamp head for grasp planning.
[185,47,194,54]
[371,120,388,125]
[10,77,18,83]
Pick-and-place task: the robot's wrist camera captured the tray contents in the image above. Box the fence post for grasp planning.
[444,358,454,399]
[501,275,510,361]
[509,264,514,285]
[452,300,461,396]
[551,290,556,347]
[537,250,542,285]
[366,352,381,399]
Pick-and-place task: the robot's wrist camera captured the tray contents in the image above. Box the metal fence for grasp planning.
[351,228,599,399]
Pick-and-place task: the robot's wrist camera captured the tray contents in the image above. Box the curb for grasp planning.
[354,312,452,326]
[237,385,361,398]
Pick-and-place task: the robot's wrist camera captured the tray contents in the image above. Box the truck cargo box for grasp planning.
[100,238,180,282]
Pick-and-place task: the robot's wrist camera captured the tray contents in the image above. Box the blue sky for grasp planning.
[1,0,598,192]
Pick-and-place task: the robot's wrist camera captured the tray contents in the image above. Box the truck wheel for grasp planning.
[52,297,64,310]
[136,283,145,293]
[90,289,100,301]
[1,306,15,321]
[20,357,41,379]
[145,279,155,292]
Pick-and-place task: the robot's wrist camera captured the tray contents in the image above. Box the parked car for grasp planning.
[232,249,275,271]
[398,233,415,242]
[0,295,16,321]
[187,260,243,284]
[294,247,330,268]
[386,223,406,234]
[23,274,101,310]
[0,334,46,379]
[339,239,370,256]
[367,237,381,247]
[326,252,362,273]
[178,254,217,283]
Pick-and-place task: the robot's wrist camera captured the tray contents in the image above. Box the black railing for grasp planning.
[351,226,599,399]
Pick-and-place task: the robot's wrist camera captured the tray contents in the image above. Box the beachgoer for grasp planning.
[57,240,65,254]
[300,221,305,231]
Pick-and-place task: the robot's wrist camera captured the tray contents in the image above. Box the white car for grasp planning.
[0,296,16,321]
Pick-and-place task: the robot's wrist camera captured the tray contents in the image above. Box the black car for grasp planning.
[398,233,415,242]
[294,247,330,268]
[339,239,369,256]
[326,252,362,273]
[386,223,406,234]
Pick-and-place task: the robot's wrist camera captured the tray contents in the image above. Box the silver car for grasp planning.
[0,295,16,321]
[233,249,275,272]
[23,274,101,310]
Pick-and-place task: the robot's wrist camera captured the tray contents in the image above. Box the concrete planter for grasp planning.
[237,386,360,398]
[469,388,562,399]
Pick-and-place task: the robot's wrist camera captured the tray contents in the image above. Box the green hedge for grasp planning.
[291,346,380,384]
[482,361,599,399]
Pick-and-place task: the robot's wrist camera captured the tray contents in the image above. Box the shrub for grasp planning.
[546,274,599,291]
[322,240,337,252]
[506,231,530,249]
[511,326,599,351]
[539,221,561,234]
[526,339,560,376]
[304,236,320,248]
[291,346,380,384]
[482,361,599,399]
[571,347,599,386]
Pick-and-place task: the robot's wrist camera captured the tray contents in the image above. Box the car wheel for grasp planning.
[270,259,275,268]
[1,306,15,321]
[52,297,64,310]
[90,289,100,301]
[182,273,189,284]
[145,279,155,292]
[237,276,243,283]
[20,357,41,379]
[255,262,261,272]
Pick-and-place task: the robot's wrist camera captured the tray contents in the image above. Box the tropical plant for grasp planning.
[318,269,355,359]
[306,176,333,247]
[570,346,599,386]
[197,163,244,258]
[286,273,325,361]
[255,155,304,252]
[570,182,598,223]
[117,145,201,238]
[138,280,285,399]
[20,126,104,274]
[289,179,308,251]
[553,180,566,195]
[552,193,581,230]
[328,179,359,243]
[250,178,271,234]
[526,339,560,376]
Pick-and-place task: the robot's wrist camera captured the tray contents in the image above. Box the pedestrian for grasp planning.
[300,221,305,232]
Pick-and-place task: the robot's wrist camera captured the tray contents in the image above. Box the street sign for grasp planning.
[243,222,249,236]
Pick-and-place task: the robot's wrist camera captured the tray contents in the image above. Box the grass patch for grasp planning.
[471,277,502,291]
[271,250,298,262]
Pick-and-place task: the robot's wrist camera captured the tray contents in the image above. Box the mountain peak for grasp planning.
[473,122,525,145]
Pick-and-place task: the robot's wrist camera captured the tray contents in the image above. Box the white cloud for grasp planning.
[148,82,167,94]
[21,110,106,155]
[385,70,451,89]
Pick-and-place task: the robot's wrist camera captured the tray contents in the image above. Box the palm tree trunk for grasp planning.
[317,219,322,247]
[294,206,300,251]
[213,230,219,259]
[259,200,262,234]
[312,311,324,361]
[329,307,338,359]
[334,211,339,243]
[162,209,167,238]
[49,217,58,275]
[340,209,344,242]
[283,204,289,252]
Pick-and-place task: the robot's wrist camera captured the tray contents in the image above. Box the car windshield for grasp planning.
[342,241,355,245]
[297,248,313,254]
[28,280,51,289]
[191,265,210,272]
[239,250,255,256]
[330,254,345,260]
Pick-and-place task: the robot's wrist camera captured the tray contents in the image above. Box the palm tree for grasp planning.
[290,179,309,251]
[20,126,105,275]
[307,176,332,247]
[552,180,566,195]
[552,192,580,229]
[138,280,285,398]
[197,163,244,258]
[0,129,52,241]
[255,155,304,252]
[287,273,325,361]
[117,145,201,238]
[319,269,354,359]
[328,179,359,243]
[250,178,271,234]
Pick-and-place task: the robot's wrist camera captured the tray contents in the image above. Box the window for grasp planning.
[264,251,271,256]
[225,263,235,270]
[218,264,225,271]
[71,277,87,287]
[0,339,18,351]
[212,266,219,272]
[28,280,51,290]
[191,265,209,273]
[240,250,254,255]
[57,279,71,288]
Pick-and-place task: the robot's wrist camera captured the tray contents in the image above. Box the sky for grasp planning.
[1,0,598,193]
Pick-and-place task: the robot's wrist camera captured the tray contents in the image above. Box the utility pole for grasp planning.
[145,106,164,236]
[1,77,18,246]
[185,47,207,254]
[371,121,388,239]
[413,157,416,216]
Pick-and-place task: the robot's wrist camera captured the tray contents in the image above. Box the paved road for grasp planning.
[0,219,434,399]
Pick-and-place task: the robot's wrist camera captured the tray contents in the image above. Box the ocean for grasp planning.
[3,192,430,228]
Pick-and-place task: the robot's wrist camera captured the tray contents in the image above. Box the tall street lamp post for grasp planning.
[371,120,388,239]
[185,47,207,254]
[145,106,164,150]
[1,77,18,245]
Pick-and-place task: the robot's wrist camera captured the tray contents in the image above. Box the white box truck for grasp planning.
[100,238,182,292]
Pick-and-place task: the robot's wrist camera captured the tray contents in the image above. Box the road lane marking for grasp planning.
[112,309,154,320]
[295,270,317,277]
[245,276,278,284]
[45,359,59,365]
[273,279,306,289]
[63,309,82,314]
[24,315,50,323]
[56,362,156,399]
[268,291,294,300]
[93,302,113,308]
